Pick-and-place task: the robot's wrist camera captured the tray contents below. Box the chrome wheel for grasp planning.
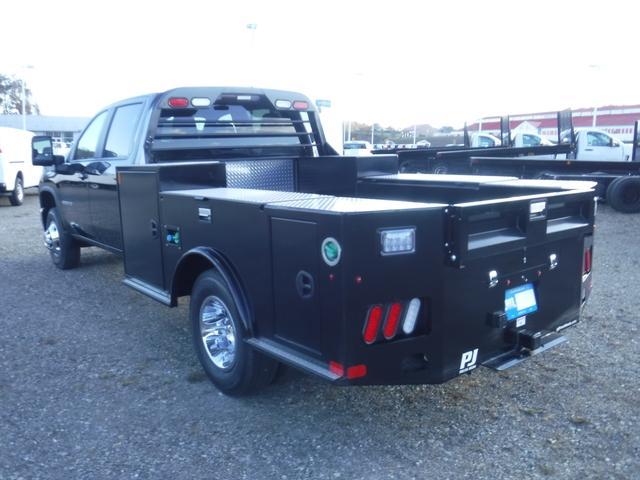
[44,220,61,257]
[199,296,237,370]
[15,179,24,203]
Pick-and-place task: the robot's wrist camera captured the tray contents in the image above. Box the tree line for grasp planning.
[0,74,40,115]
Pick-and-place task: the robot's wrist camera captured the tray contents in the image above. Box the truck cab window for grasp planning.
[103,103,143,158]
[73,111,108,160]
[587,131,611,147]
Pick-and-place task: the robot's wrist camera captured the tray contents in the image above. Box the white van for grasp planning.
[0,127,43,206]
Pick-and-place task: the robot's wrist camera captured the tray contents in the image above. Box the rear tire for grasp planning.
[432,163,449,174]
[606,176,640,213]
[190,270,277,395]
[45,207,81,269]
[9,176,24,206]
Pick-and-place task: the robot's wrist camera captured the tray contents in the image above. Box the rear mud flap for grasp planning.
[482,333,567,371]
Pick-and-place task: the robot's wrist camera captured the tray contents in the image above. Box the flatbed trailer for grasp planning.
[466,157,640,212]
[34,87,596,395]
[385,112,640,213]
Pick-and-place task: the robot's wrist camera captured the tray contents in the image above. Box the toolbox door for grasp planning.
[270,217,322,354]
[118,171,164,289]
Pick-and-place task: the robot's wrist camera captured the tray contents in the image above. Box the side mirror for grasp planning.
[32,136,57,166]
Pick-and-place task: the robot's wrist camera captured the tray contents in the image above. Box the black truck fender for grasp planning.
[38,186,58,228]
[170,247,254,335]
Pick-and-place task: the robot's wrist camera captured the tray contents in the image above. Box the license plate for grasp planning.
[504,283,537,321]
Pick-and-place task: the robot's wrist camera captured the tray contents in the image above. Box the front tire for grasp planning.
[9,176,24,206]
[190,270,277,395]
[45,207,81,269]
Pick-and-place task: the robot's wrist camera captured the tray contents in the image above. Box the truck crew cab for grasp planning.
[34,87,596,395]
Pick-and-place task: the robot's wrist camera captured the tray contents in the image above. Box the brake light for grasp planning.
[383,303,403,339]
[584,247,592,274]
[363,305,383,344]
[293,100,309,110]
[168,97,189,108]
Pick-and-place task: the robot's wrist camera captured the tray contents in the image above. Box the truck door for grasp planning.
[59,110,109,238]
[581,130,622,161]
[87,102,143,251]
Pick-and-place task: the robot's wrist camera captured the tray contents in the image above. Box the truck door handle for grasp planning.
[295,271,315,299]
[89,183,100,189]
[584,148,594,151]
[150,220,158,239]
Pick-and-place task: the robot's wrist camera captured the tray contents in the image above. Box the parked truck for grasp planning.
[33,87,595,395]
[0,127,43,206]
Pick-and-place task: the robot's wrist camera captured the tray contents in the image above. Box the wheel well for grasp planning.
[40,191,56,227]
[171,250,252,333]
[172,254,218,299]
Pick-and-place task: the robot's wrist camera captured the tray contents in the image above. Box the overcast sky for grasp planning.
[1,0,638,128]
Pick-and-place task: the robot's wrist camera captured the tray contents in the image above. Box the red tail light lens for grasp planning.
[328,361,344,377]
[363,305,383,344]
[346,364,367,379]
[293,100,309,110]
[584,247,592,274]
[168,97,189,108]
[383,302,403,339]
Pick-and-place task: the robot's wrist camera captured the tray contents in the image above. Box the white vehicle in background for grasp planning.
[343,140,373,156]
[572,128,629,161]
[470,132,501,148]
[0,127,43,206]
[512,132,555,147]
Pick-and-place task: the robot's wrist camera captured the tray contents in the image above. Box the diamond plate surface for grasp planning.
[166,188,327,204]
[225,159,295,191]
[268,196,445,213]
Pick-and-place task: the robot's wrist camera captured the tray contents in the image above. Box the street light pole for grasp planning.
[21,79,26,130]
[246,23,257,87]
[20,65,34,131]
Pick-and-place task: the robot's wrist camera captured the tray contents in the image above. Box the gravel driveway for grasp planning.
[1,194,638,479]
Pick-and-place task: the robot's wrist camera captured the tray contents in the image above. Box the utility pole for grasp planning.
[20,65,34,130]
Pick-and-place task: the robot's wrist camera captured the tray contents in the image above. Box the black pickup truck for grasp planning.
[33,87,596,395]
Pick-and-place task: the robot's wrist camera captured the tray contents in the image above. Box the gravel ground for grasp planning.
[0,194,638,480]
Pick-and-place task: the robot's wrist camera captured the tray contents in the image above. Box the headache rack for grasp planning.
[146,95,327,161]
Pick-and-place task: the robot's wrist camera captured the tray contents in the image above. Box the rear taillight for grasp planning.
[292,100,309,110]
[363,298,422,344]
[363,305,383,344]
[402,298,421,334]
[584,247,592,274]
[383,303,403,339]
[168,97,189,108]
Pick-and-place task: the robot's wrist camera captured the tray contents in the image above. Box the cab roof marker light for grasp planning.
[191,97,211,107]
[237,95,253,101]
[168,97,189,108]
[293,100,309,110]
[275,99,292,109]
[402,298,421,334]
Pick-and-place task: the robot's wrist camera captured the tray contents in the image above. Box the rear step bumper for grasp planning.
[482,332,567,371]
